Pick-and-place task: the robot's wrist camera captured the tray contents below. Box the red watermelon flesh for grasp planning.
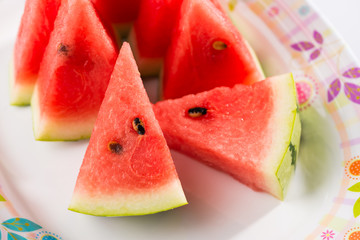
[162,0,264,99]
[69,43,187,216]
[154,74,301,199]
[128,0,227,77]
[10,0,61,106]
[128,0,183,77]
[31,0,117,141]
[91,0,141,36]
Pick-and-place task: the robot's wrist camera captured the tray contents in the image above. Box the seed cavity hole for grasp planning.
[133,117,145,135]
[57,43,69,55]
[212,40,227,50]
[188,107,207,118]
[108,141,123,154]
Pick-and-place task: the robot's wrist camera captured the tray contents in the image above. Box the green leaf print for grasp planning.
[353,197,360,218]
[348,182,360,192]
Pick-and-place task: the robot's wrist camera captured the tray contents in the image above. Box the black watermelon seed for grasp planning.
[212,41,227,50]
[133,118,145,135]
[188,107,207,118]
[108,141,123,154]
[57,43,69,55]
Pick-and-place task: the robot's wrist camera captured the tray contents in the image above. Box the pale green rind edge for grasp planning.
[275,77,301,200]
[9,58,35,106]
[33,133,91,142]
[31,87,92,141]
[243,39,265,79]
[68,180,188,217]
[68,202,188,217]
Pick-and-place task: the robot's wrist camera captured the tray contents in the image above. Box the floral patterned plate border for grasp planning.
[225,0,360,239]
[1,0,360,239]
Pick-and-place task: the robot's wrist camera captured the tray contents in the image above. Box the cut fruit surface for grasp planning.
[128,0,183,77]
[161,0,264,99]
[31,0,117,141]
[91,0,141,37]
[10,0,61,106]
[69,42,187,216]
[154,73,301,199]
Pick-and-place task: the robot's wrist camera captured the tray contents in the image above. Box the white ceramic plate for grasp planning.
[1,0,360,239]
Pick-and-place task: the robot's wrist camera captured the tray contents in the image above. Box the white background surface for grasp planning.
[0,1,359,240]
[312,0,360,61]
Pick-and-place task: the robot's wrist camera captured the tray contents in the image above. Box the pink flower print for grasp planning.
[268,6,279,17]
[296,81,312,105]
[320,230,335,240]
[327,67,360,104]
[327,79,341,102]
[290,30,323,61]
[344,82,360,104]
[313,30,323,44]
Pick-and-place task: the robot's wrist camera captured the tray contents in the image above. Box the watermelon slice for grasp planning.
[161,0,264,99]
[128,0,183,77]
[154,74,301,199]
[10,0,61,106]
[91,0,141,37]
[31,0,117,141]
[69,43,187,216]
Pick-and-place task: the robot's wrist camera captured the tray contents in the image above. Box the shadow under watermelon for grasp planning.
[89,150,279,240]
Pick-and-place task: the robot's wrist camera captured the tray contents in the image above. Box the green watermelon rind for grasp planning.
[31,86,94,141]
[275,105,301,200]
[274,75,301,200]
[243,39,265,79]
[9,58,35,106]
[68,180,188,216]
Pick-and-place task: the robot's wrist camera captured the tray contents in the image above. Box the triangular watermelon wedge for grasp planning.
[69,43,187,216]
[31,0,118,141]
[10,0,61,106]
[154,74,301,199]
[162,0,264,99]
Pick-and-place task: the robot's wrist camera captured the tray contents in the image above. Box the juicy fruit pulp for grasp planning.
[31,0,117,141]
[128,0,183,77]
[128,0,225,77]
[91,0,141,36]
[69,43,187,216]
[161,0,264,99]
[154,74,301,199]
[10,0,61,106]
